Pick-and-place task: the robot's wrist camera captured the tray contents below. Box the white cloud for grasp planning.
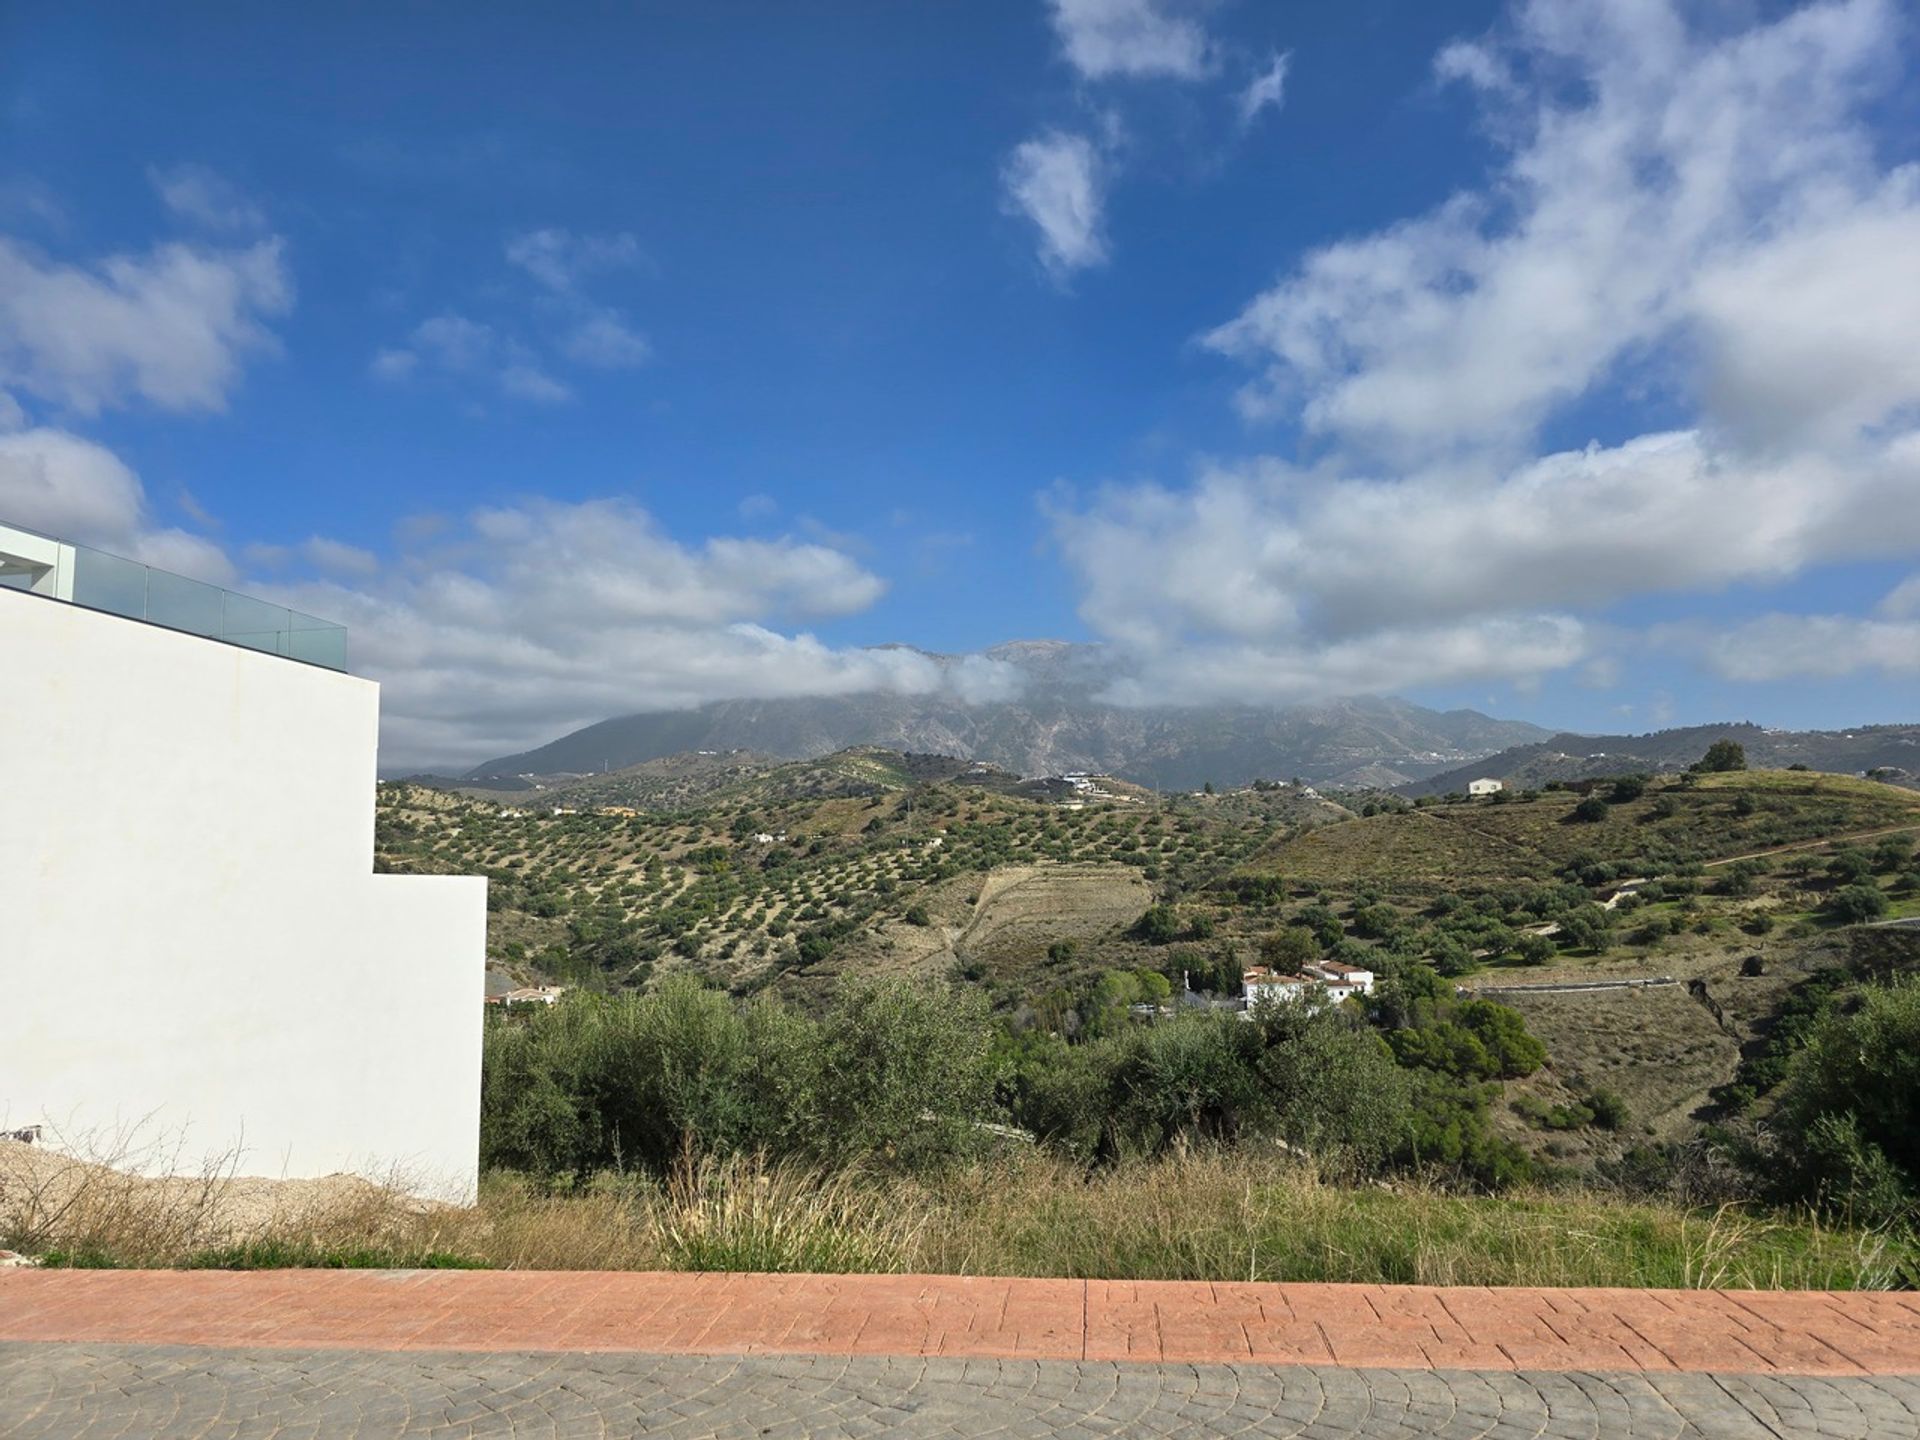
[1879,574,1920,620]
[561,311,651,368]
[497,364,573,405]
[0,427,144,542]
[1689,614,1920,682]
[1205,0,1909,459]
[368,348,418,382]
[1094,619,1589,710]
[0,235,290,416]
[1688,182,1920,447]
[1002,131,1108,279]
[0,178,66,231]
[375,313,576,404]
[1431,39,1514,96]
[1677,570,1920,682]
[1048,0,1920,706]
[300,536,377,576]
[2,440,1018,770]
[274,499,1020,770]
[504,228,641,292]
[1580,657,1621,690]
[1048,0,1211,81]
[409,314,495,373]
[147,164,264,231]
[1238,52,1290,126]
[1051,421,1920,708]
[379,231,651,401]
[0,427,232,583]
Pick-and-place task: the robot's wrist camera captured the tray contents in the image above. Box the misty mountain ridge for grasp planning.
[464,640,1551,790]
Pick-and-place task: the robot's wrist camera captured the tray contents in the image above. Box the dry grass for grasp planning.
[0,1132,457,1268]
[911,1153,1907,1290]
[7,1141,1907,1290]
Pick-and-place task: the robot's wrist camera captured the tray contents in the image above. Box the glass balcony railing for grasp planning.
[0,521,348,672]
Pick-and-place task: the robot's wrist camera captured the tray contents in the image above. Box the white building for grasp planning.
[1241,959,1377,1012]
[1305,960,1376,1000]
[1241,965,1316,1008]
[1468,777,1505,797]
[1,523,485,1200]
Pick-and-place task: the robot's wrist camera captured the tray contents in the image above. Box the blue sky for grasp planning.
[4,0,1920,769]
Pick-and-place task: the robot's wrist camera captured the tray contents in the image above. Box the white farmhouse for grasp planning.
[1467,777,1505,797]
[1241,965,1316,1008]
[1,522,485,1200]
[1305,960,1376,1000]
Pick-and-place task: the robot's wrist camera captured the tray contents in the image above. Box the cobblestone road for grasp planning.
[4,1343,1919,1439]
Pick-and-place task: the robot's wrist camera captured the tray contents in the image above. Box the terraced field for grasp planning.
[377,751,1345,1002]
[1245,770,1920,895]
[383,752,1920,1181]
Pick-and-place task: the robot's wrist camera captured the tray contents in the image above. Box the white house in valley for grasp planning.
[1468,777,1505,797]
[1241,966,1316,1008]
[1242,959,1377,1011]
[0,521,486,1199]
[1305,960,1376,1001]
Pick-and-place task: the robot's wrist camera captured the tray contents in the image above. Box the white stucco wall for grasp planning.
[1,591,485,1199]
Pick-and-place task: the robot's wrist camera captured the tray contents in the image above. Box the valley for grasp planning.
[381,745,1920,1191]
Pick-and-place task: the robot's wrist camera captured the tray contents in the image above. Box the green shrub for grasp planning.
[1261,926,1321,971]
[1770,977,1920,1223]
[480,977,997,1178]
[1693,740,1748,773]
[1827,849,1875,885]
[1585,1088,1629,1131]
[1516,934,1556,966]
[1133,904,1181,945]
[1825,885,1889,925]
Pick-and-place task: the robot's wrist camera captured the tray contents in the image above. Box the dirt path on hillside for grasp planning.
[1701,822,1920,868]
[1408,806,1542,861]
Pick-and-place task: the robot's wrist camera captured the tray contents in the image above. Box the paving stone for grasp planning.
[5,1344,1910,1437]
[5,1268,1920,1436]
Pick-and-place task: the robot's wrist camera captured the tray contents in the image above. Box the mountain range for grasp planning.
[462,641,1550,791]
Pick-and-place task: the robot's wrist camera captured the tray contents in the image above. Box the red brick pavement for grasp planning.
[3,1270,1917,1376]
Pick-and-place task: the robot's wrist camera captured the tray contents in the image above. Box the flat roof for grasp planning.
[0,519,347,672]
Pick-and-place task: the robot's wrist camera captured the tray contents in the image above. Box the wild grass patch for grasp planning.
[9,1143,1907,1290]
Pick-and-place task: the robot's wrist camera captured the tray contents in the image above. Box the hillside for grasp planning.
[382,753,1920,1186]
[1263,768,1920,892]
[1400,721,1920,797]
[457,642,1548,790]
[379,748,1351,1005]
[1234,770,1920,1174]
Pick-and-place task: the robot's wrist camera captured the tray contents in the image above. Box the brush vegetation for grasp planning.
[10,1148,1910,1291]
[29,751,1901,1283]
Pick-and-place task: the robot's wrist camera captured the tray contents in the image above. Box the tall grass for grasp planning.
[8,1144,1907,1288]
[916,1154,1907,1289]
[653,1154,928,1273]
